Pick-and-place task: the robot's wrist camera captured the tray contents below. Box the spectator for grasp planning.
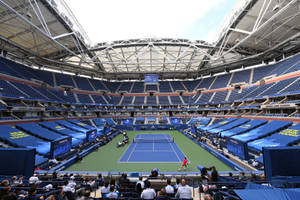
[10,176,23,186]
[204,194,213,200]
[175,179,192,199]
[136,183,143,196]
[157,188,169,200]
[52,172,58,181]
[252,159,259,167]
[106,185,118,199]
[24,187,38,200]
[29,174,41,185]
[173,179,181,193]
[96,174,104,187]
[136,176,145,189]
[0,186,13,200]
[239,172,247,181]
[260,174,266,181]
[63,180,75,193]
[101,182,110,196]
[141,181,156,199]
[68,176,77,188]
[78,190,91,200]
[165,179,174,194]
[119,173,129,186]
[249,173,258,182]
[45,194,56,200]
[210,166,218,182]
[43,183,53,191]
[40,173,50,181]
[13,187,26,199]
[200,167,211,181]
[228,172,236,181]
[110,179,119,191]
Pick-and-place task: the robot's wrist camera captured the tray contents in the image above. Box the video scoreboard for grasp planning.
[144,74,158,85]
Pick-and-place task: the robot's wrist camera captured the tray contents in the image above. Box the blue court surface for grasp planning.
[119,134,185,163]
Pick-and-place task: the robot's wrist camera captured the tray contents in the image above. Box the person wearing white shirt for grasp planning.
[175,179,192,199]
[101,182,110,195]
[136,177,145,189]
[29,174,41,185]
[141,181,156,199]
[67,176,76,189]
[63,180,75,193]
[165,179,174,194]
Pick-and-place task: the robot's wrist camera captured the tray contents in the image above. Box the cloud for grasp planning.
[64,0,234,44]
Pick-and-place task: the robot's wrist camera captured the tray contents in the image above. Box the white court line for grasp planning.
[134,150,174,152]
[126,142,137,162]
[169,142,181,162]
[152,137,154,152]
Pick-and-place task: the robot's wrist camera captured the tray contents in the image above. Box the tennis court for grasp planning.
[119,134,185,163]
[65,130,233,172]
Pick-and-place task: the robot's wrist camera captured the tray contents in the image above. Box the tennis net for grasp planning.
[133,137,174,143]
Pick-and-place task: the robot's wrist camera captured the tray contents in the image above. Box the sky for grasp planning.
[63,0,237,45]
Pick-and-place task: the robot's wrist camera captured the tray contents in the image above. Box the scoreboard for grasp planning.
[144,74,158,85]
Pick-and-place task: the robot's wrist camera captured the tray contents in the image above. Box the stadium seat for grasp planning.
[231,120,293,143]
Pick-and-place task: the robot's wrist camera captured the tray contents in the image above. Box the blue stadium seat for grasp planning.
[134,96,145,105]
[103,81,120,93]
[89,79,108,91]
[121,96,133,105]
[77,93,93,103]
[221,119,268,137]
[56,120,87,133]
[73,76,94,91]
[92,95,107,104]
[145,84,158,92]
[211,91,228,103]
[198,118,238,132]
[158,96,170,105]
[196,77,214,90]
[196,93,213,104]
[131,82,144,93]
[248,123,300,151]
[118,82,133,92]
[146,96,157,105]
[170,81,185,91]
[209,118,250,134]
[231,120,292,143]
[210,74,231,89]
[170,96,183,105]
[55,73,74,87]
[159,82,172,92]
[0,125,50,155]
[16,123,69,142]
[39,121,86,144]
[93,118,107,126]
[230,70,250,84]
[183,79,201,92]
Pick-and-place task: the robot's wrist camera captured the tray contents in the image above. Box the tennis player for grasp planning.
[178,157,189,170]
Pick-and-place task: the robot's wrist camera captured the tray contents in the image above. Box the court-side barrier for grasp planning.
[116,124,189,130]
[178,130,248,172]
[49,130,122,172]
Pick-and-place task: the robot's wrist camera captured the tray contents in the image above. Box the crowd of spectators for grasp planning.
[0,167,271,200]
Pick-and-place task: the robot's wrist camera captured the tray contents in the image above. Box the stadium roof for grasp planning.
[0,0,299,80]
